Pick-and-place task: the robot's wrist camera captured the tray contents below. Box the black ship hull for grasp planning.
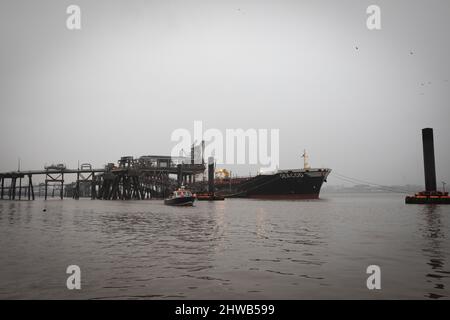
[164,196,195,206]
[215,169,331,200]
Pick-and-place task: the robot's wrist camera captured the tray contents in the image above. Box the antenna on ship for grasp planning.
[301,149,310,169]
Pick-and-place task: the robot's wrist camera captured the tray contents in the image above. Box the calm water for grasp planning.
[0,193,449,299]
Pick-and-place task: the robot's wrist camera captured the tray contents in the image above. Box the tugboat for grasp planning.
[164,186,195,206]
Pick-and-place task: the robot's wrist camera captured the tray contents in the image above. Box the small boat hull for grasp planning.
[164,196,195,206]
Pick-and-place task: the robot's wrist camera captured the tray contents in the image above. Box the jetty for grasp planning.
[0,154,205,201]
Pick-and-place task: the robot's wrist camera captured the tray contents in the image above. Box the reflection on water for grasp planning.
[421,205,449,299]
[0,193,449,299]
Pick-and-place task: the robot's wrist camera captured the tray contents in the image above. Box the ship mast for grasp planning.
[302,149,310,169]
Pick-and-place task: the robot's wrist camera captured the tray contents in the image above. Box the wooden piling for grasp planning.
[91,172,96,199]
[10,177,17,200]
[28,175,34,200]
[60,173,64,199]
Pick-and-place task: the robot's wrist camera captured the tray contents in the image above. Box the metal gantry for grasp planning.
[0,154,205,201]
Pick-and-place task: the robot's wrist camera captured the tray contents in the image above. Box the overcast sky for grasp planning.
[1,0,449,186]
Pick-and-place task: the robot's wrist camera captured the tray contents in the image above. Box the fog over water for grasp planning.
[1,0,449,186]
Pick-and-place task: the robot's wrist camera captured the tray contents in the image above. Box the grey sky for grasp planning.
[1,0,449,186]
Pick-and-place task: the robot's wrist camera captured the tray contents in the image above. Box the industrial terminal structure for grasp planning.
[0,145,206,201]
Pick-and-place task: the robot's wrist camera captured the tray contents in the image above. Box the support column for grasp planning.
[422,128,437,192]
[8,178,11,200]
[18,177,22,200]
[28,175,34,200]
[177,165,183,187]
[27,176,30,200]
[208,157,215,194]
[11,177,17,200]
[91,172,96,199]
[60,173,64,200]
[75,172,80,200]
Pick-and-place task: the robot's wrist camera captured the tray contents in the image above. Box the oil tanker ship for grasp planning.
[213,151,331,199]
